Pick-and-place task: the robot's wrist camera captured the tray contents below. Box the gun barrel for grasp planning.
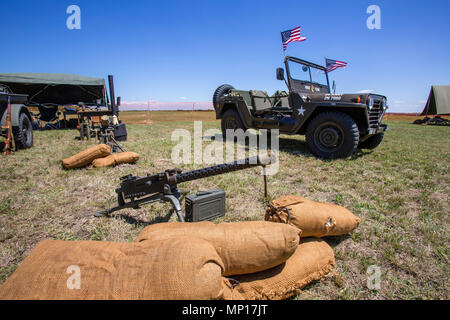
[175,154,271,184]
[97,154,273,219]
[108,75,118,116]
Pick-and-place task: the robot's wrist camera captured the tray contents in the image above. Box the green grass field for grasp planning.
[0,116,448,299]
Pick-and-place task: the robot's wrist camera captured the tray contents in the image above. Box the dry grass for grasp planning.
[28,108,218,125]
[119,110,217,124]
[0,115,449,300]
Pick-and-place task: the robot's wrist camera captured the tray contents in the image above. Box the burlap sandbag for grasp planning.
[62,144,111,169]
[92,152,139,168]
[265,195,360,238]
[0,237,224,300]
[136,221,301,276]
[91,155,115,168]
[222,238,335,300]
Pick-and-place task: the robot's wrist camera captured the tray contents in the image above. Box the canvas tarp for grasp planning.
[421,86,450,116]
[0,73,106,106]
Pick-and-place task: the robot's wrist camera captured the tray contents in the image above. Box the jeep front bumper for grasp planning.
[368,123,389,135]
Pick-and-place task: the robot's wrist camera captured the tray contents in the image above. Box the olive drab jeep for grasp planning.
[213,56,389,159]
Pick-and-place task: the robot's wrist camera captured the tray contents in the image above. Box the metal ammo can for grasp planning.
[185,189,226,222]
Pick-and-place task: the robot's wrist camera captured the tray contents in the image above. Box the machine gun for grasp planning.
[95,154,272,221]
[96,115,125,153]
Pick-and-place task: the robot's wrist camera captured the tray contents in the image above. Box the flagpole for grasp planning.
[325,57,332,94]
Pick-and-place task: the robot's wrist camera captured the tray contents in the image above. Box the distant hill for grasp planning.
[120,101,213,111]
[386,112,421,116]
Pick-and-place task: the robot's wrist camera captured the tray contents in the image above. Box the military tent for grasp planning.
[0,73,106,106]
[421,86,450,116]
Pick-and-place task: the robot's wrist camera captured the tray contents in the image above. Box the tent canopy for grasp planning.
[0,73,106,106]
[421,86,450,116]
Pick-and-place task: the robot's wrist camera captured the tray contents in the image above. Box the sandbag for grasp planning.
[223,238,335,300]
[92,152,139,168]
[0,237,224,300]
[136,221,301,276]
[91,155,115,168]
[62,144,111,169]
[113,151,139,165]
[265,195,360,238]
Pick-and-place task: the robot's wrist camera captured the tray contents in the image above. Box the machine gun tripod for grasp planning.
[95,115,125,153]
[95,154,272,222]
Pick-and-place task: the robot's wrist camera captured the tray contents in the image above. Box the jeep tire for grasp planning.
[213,84,234,108]
[221,109,244,139]
[13,112,33,149]
[306,111,359,159]
[359,132,384,150]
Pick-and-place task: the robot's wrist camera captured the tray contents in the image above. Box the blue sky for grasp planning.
[1,0,449,112]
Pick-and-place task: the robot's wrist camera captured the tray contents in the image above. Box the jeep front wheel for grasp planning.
[13,112,33,149]
[305,111,359,159]
[359,132,384,150]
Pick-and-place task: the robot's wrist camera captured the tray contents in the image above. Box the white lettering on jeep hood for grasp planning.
[324,94,342,101]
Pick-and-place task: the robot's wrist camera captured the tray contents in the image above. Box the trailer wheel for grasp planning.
[359,133,384,150]
[13,112,33,149]
[306,111,359,159]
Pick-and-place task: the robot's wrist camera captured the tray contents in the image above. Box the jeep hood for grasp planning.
[300,93,386,104]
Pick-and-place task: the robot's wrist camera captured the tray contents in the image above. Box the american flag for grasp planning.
[281,26,306,51]
[325,58,347,72]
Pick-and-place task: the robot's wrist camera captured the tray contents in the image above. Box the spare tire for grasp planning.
[212,84,235,108]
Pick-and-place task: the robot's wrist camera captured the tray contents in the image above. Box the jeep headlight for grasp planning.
[368,97,374,110]
[381,98,387,111]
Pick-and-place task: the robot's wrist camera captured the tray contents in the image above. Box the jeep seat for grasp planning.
[271,90,290,108]
[230,90,252,107]
[250,90,273,115]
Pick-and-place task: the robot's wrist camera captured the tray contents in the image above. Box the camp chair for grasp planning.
[61,106,78,129]
[33,105,61,129]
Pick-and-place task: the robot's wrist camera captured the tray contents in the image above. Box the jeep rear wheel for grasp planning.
[359,132,384,150]
[306,112,359,159]
[13,112,33,149]
[221,109,244,139]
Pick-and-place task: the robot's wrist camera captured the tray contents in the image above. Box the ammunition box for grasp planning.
[113,123,127,141]
[185,189,225,222]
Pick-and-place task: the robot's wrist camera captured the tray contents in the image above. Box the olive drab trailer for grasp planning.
[213,56,389,159]
[0,73,127,151]
[0,91,33,154]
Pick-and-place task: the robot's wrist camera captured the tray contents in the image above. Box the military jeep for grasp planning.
[213,56,389,159]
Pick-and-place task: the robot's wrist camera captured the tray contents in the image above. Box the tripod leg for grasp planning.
[163,194,185,222]
[94,205,121,217]
[110,136,125,152]
[263,165,268,198]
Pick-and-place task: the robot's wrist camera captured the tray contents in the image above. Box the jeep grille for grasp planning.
[368,96,385,129]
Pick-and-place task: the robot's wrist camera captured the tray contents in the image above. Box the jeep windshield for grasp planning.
[285,57,330,94]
